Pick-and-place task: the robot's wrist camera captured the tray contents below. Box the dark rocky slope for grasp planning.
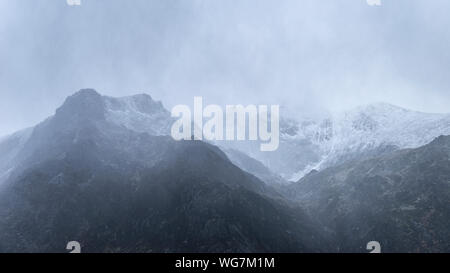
[285,135,450,252]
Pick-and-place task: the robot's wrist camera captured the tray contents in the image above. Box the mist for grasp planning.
[1,0,449,136]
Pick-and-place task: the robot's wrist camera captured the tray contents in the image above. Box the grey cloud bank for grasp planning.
[0,0,449,136]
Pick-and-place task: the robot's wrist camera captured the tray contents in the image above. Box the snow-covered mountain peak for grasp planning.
[352,101,408,113]
[104,93,173,136]
[331,102,450,147]
[108,93,167,115]
[51,89,173,136]
[285,102,449,146]
[287,102,450,180]
[225,102,450,182]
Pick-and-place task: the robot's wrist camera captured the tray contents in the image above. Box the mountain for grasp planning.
[223,103,450,181]
[0,89,448,253]
[54,90,280,187]
[284,135,450,253]
[0,89,323,253]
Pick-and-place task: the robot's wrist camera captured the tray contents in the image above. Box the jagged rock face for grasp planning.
[284,135,450,253]
[0,89,323,253]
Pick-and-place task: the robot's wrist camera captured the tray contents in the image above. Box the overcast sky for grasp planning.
[0,0,449,136]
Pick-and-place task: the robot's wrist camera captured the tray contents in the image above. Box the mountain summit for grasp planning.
[0,89,322,253]
[52,89,172,135]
